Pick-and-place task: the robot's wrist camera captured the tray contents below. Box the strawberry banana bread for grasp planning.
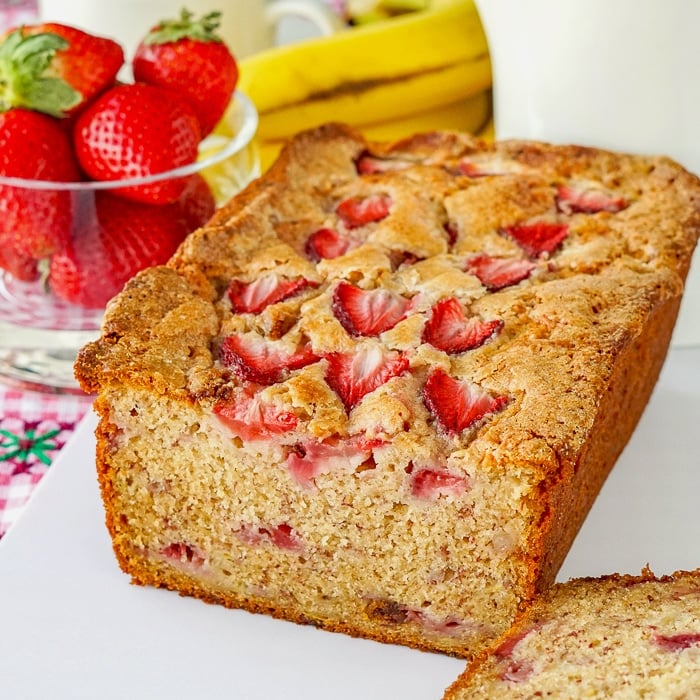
[444,568,700,698]
[75,123,700,658]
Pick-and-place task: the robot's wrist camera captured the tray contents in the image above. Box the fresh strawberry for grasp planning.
[0,24,124,117]
[336,193,392,228]
[423,368,509,435]
[220,332,319,385]
[324,345,409,411]
[410,467,469,500]
[304,227,350,261]
[227,273,319,314]
[48,191,189,308]
[332,280,412,337]
[0,108,80,260]
[464,254,536,291]
[0,242,39,282]
[356,154,413,175]
[422,297,502,354]
[213,388,298,442]
[73,83,201,204]
[501,221,569,258]
[286,435,381,489]
[556,184,628,215]
[177,173,216,230]
[133,9,239,136]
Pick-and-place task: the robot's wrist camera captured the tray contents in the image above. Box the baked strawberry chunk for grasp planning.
[410,467,469,500]
[423,368,509,435]
[304,227,351,261]
[236,522,303,552]
[333,281,413,337]
[652,632,700,651]
[501,221,569,258]
[286,435,382,489]
[356,154,413,175]
[336,193,392,228]
[422,297,502,354]
[160,542,206,568]
[464,254,536,291]
[556,184,628,214]
[324,345,409,411]
[214,389,298,442]
[227,273,319,314]
[220,333,319,385]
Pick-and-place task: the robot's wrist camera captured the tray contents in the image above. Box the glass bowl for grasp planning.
[0,90,260,394]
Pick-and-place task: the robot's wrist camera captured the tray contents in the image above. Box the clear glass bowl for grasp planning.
[0,91,260,393]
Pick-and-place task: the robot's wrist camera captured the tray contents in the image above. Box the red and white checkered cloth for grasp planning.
[0,0,38,31]
[0,385,92,537]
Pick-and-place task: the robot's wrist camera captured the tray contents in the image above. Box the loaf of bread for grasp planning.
[444,568,700,698]
[75,123,700,659]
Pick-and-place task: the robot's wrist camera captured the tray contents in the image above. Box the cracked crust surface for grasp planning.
[75,123,700,659]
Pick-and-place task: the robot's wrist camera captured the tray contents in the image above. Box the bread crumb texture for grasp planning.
[445,568,700,699]
[75,123,700,658]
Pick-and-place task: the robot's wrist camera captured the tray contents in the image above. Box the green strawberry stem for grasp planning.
[143,8,223,45]
[0,28,81,117]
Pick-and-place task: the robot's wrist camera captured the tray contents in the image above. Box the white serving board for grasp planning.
[0,347,698,699]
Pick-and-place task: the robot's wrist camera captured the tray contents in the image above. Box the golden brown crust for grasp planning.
[75,122,700,659]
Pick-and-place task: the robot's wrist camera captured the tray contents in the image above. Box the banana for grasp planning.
[238,0,489,116]
[256,90,492,172]
[254,54,491,141]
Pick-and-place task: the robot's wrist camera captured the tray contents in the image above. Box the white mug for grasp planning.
[38,0,344,58]
[475,0,700,347]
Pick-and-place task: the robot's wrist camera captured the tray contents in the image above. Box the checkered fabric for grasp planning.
[0,386,92,538]
[0,0,38,31]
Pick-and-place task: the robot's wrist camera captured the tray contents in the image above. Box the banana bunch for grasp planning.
[238,0,492,171]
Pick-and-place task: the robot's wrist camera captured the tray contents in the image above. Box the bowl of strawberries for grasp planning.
[0,10,259,392]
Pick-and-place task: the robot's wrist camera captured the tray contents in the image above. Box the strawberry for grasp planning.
[48,191,189,308]
[444,222,459,247]
[423,368,509,435]
[177,173,216,230]
[73,83,201,205]
[652,632,700,652]
[456,159,490,177]
[0,108,80,260]
[464,254,536,291]
[236,522,303,552]
[220,332,319,385]
[556,184,628,215]
[0,242,39,282]
[324,345,409,411]
[501,221,569,258]
[332,280,412,337]
[214,389,298,442]
[356,154,413,175]
[227,273,319,314]
[410,467,469,500]
[0,24,124,117]
[304,227,350,261]
[286,436,380,489]
[336,193,392,228]
[422,297,502,354]
[133,9,239,137]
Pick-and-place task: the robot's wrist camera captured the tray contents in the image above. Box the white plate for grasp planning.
[1,347,699,699]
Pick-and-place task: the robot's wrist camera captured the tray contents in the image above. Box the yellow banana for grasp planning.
[238,0,489,115]
[254,54,491,141]
[359,90,491,141]
[256,90,492,172]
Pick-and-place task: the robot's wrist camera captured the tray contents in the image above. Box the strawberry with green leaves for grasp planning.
[48,191,189,308]
[0,107,80,262]
[0,23,124,117]
[73,83,201,204]
[133,9,239,136]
